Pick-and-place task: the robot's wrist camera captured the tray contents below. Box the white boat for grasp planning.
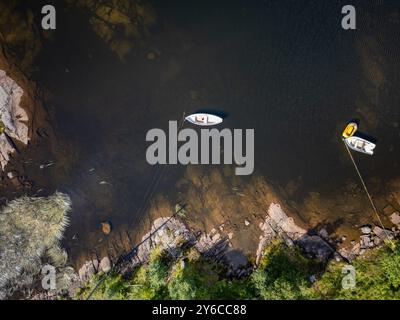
[185,113,223,126]
[345,135,376,155]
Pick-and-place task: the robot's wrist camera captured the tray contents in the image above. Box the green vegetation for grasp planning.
[251,241,321,300]
[317,242,400,300]
[78,240,400,300]
[78,247,252,300]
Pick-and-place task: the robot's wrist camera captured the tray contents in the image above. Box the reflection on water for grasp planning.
[30,0,400,266]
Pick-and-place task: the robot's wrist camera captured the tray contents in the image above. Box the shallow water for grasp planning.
[26,0,400,266]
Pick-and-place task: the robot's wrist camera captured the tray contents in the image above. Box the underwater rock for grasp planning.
[101,221,112,235]
[99,257,112,273]
[390,212,400,227]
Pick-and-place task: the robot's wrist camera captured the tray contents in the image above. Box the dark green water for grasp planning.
[29,0,400,265]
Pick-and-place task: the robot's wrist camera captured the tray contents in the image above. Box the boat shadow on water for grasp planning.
[355,131,377,144]
[194,109,229,120]
[347,118,377,144]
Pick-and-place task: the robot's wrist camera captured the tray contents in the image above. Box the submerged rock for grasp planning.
[101,221,112,235]
[390,212,400,226]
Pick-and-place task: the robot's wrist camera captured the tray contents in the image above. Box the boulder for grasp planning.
[99,257,112,273]
[373,236,383,246]
[296,234,334,260]
[78,259,99,282]
[6,170,18,179]
[101,222,112,235]
[338,247,357,261]
[318,228,329,239]
[373,226,394,240]
[390,212,400,226]
[267,203,307,240]
[351,243,361,255]
[361,225,372,234]
[360,235,371,248]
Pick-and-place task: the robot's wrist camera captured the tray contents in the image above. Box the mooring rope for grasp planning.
[344,141,395,249]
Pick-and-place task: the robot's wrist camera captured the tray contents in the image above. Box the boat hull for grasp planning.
[185,113,223,126]
[345,136,376,155]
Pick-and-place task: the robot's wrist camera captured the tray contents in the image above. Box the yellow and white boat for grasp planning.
[342,122,358,139]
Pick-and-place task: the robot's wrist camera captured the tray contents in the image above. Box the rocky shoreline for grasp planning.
[33,199,400,300]
[338,211,400,261]
[0,41,53,194]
